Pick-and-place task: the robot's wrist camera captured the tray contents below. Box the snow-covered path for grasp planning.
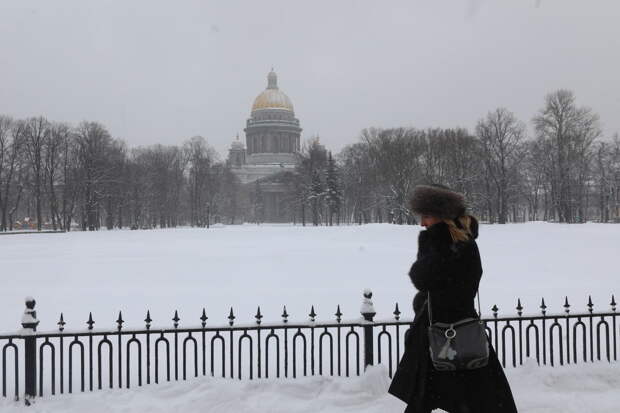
[1,362,618,412]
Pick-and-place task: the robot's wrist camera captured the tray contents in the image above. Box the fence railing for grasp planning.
[1,291,617,405]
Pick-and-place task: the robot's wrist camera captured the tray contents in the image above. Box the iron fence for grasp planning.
[1,290,617,405]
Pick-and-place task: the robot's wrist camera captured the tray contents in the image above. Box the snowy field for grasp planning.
[0,223,619,412]
[1,362,618,413]
[0,222,618,331]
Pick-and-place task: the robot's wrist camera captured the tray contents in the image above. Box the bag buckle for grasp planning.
[445,326,456,339]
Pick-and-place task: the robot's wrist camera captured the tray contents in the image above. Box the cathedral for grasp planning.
[227,70,304,222]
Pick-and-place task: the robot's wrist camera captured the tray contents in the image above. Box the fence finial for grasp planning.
[563,297,570,315]
[587,296,594,313]
[360,289,376,322]
[116,311,124,331]
[335,305,343,323]
[612,295,617,312]
[145,310,152,330]
[281,305,289,323]
[309,305,317,323]
[228,307,235,326]
[200,308,208,328]
[57,313,66,332]
[516,299,523,317]
[172,310,180,329]
[87,312,95,330]
[393,303,401,321]
[255,307,263,325]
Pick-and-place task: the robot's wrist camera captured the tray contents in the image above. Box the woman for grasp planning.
[388,184,517,413]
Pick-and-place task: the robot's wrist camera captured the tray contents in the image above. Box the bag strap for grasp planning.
[427,292,433,324]
[427,290,482,324]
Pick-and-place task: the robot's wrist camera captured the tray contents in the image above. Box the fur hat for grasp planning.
[409,184,467,219]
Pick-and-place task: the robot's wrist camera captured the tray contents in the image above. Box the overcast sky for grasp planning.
[1,1,619,157]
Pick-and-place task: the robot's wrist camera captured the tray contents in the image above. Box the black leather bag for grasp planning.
[427,293,489,371]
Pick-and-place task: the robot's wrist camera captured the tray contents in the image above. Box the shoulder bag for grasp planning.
[427,292,489,371]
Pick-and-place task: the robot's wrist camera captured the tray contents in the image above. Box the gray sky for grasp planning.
[1,1,619,157]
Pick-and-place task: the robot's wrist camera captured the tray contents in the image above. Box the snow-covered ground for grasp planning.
[0,361,618,412]
[1,223,618,411]
[0,223,618,331]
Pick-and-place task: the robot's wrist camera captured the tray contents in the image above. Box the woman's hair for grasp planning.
[442,215,473,243]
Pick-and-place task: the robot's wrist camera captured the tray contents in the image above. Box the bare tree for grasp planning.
[59,130,80,231]
[611,135,620,222]
[102,140,127,230]
[338,142,375,224]
[292,137,328,225]
[520,139,547,221]
[75,122,116,230]
[325,151,342,225]
[127,149,148,228]
[593,135,620,222]
[0,117,26,230]
[533,90,601,222]
[364,128,424,224]
[133,145,186,228]
[43,123,71,230]
[24,117,50,230]
[476,108,526,224]
[184,136,219,227]
[214,165,242,224]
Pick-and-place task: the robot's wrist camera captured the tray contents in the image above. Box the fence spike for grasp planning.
[145,310,152,330]
[516,299,523,317]
[281,306,289,323]
[172,310,180,328]
[87,312,95,330]
[228,307,235,326]
[540,298,547,316]
[57,313,66,332]
[491,304,498,318]
[255,306,263,325]
[309,305,317,322]
[587,296,594,313]
[200,308,208,328]
[611,295,617,312]
[116,311,124,331]
[335,305,343,323]
[393,303,401,321]
[564,297,570,315]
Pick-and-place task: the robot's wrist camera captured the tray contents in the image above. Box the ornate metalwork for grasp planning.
[1,292,617,403]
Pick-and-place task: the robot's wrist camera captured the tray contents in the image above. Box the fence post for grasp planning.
[21,297,40,406]
[360,289,376,370]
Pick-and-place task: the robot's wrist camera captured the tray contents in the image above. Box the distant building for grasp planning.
[227,70,303,222]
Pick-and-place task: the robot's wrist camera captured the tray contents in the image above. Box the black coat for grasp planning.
[388,219,518,413]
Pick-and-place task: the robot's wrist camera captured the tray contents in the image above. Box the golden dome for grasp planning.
[251,70,294,112]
